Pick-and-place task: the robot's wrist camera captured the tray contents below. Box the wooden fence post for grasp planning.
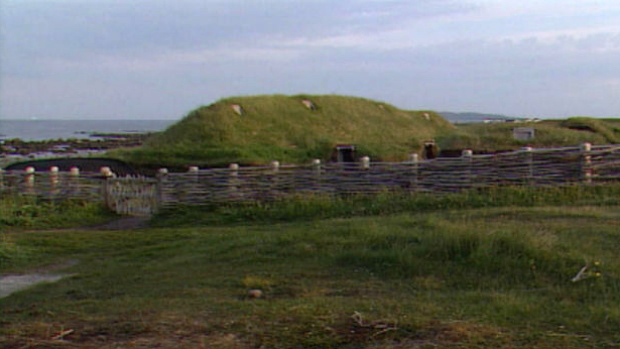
[186,166,199,201]
[25,166,35,195]
[228,163,240,200]
[361,156,370,170]
[229,163,239,176]
[188,165,199,185]
[408,153,419,191]
[100,167,114,208]
[581,142,592,183]
[156,168,168,210]
[311,159,321,174]
[69,167,80,197]
[269,161,280,198]
[50,166,59,196]
[311,159,322,193]
[462,149,473,188]
[522,147,533,184]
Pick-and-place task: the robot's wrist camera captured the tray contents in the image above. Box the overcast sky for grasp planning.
[1,0,619,120]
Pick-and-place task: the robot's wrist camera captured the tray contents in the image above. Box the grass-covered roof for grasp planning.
[119,94,454,167]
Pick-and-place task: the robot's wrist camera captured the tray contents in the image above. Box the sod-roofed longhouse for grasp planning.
[121,95,454,167]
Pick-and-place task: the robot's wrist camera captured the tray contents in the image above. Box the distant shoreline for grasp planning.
[0,133,153,168]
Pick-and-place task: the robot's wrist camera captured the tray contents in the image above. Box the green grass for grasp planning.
[112,94,454,167]
[0,196,115,270]
[151,184,620,227]
[2,187,620,348]
[0,195,115,230]
[449,117,620,152]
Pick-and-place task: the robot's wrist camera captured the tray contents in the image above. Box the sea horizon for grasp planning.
[0,119,176,141]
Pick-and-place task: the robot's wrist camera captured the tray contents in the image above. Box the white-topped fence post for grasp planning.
[311,159,321,175]
[156,168,168,210]
[360,156,370,170]
[359,156,371,195]
[409,153,419,191]
[268,161,280,199]
[100,166,115,209]
[462,149,473,189]
[311,159,322,193]
[581,142,592,184]
[69,167,80,197]
[25,166,36,195]
[49,166,59,196]
[185,166,199,202]
[521,146,534,185]
[228,163,241,201]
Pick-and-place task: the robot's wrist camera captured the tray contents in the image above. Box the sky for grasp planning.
[1,0,619,120]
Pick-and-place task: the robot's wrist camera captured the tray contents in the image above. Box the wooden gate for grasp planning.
[104,177,160,216]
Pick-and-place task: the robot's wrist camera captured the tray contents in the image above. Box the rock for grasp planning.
[247,289,263,299]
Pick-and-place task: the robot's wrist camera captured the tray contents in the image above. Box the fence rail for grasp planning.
[2,143,620,214]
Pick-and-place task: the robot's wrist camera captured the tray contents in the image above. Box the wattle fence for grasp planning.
[2,143,620,215]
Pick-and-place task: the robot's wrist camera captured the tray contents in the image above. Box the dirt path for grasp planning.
[0,259,79,299]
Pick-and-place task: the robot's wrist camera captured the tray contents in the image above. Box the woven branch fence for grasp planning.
[2,143,620,214]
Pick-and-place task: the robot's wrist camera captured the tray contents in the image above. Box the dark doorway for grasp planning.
[335,145,356,163]
[423,141,438,159]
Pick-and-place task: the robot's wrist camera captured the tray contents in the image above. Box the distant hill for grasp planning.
[117,95,455,167]
[440,112,524,123]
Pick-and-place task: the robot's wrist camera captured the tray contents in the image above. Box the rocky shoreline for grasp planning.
[0,133,153,167]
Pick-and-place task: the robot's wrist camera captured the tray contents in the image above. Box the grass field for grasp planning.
[2,188,620,348]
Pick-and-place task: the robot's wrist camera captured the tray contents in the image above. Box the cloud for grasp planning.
[2,0,620,119]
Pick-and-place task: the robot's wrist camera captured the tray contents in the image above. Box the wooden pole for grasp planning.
[228,163,240,200]
[581,142,592,183]
[311,159,321,192]
[100,167,114,209]
[269,161,280,198]
[25,166,35,195]
[360,156,370,170]
[69,167,80,197]
[49,166,59,196]
[185,166,199,202]
[521,147,533,184]
[311,159,321,175]
[156,168,168,211]
[408,153,419,191]
[462,150,473,188]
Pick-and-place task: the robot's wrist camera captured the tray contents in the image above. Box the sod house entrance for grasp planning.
[335,144,356,162]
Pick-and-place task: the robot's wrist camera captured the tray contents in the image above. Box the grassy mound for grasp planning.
[444,117,620,152]
[116,94,454,167]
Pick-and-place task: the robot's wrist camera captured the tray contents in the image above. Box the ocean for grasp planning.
[0,119,175,141]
